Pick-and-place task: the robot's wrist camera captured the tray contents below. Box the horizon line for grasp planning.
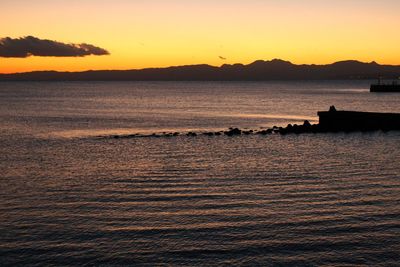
[1,58,398,75]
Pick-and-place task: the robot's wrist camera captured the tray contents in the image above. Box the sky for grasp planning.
[1,0,400,73]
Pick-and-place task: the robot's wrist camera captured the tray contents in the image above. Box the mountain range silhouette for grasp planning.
[1,59,400,81]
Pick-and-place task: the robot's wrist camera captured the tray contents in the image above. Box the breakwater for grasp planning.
[370,84,400,92]
[107,106,400,139]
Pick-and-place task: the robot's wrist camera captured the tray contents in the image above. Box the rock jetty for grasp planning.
[106,106,400,139]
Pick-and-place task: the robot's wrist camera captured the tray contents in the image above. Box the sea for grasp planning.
[0,81,399,266]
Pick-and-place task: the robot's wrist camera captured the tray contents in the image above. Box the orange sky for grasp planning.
[1,0,400,73]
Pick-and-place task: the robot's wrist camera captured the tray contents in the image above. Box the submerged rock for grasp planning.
[279,121,316,135]
[186,132,197,137]
[303,120,311,127]
[224,128,242,136]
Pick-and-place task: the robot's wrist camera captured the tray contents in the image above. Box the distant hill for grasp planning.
[1,59,400,81]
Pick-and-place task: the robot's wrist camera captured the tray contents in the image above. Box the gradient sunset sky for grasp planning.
[1,0,400,73]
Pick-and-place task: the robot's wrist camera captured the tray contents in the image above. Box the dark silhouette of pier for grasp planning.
[317,106,400,132]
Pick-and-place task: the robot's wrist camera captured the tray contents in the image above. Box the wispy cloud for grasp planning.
[0,36,109,58]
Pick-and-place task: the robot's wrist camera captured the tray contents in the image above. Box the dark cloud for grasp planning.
[0,36,109,58]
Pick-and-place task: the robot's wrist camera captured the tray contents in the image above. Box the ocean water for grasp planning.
[0,81,399,266]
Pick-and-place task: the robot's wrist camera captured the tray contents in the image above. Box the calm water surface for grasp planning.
[0,81,399,266]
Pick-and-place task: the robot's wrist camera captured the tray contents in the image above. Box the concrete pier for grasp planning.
[318,107,400,132]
